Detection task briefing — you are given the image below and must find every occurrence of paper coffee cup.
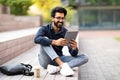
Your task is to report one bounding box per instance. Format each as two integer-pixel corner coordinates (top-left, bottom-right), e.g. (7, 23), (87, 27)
(34, 66), (40, 78)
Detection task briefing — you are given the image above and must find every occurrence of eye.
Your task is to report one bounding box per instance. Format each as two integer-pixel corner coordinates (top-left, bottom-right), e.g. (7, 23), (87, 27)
(54, 17), (65, 20)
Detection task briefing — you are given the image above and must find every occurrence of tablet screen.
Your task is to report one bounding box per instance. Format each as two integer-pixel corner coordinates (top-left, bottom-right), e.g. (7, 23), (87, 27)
(64, 31), (78, 46)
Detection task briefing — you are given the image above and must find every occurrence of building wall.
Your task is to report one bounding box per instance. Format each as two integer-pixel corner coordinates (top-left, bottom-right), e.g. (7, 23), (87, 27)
(75, 0), (120, 30)
(78, 6), (120, 30)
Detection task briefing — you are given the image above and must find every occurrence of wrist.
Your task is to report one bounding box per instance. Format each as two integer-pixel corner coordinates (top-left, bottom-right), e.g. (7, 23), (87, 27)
(72, 47), (77, 50)
(52, 40), (57, 45)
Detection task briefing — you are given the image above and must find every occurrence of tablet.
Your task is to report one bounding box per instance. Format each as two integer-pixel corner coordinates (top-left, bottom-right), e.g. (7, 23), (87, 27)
(64, 31), (78, 45)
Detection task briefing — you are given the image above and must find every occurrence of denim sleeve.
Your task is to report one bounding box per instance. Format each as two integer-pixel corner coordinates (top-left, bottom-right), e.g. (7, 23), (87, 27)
(68, 46), (78, 57)
(34, 27), (52, 46)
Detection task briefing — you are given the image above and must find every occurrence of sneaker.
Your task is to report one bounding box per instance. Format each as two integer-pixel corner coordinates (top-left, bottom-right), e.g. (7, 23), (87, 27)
(60, 63), (74, 76)
(47, 64), (60, 74)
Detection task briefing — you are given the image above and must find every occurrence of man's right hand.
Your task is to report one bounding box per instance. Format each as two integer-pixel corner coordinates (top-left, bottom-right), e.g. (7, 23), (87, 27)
(52, 38), (68, 46)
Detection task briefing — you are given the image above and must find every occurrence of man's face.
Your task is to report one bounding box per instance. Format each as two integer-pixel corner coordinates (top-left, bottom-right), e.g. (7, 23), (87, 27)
(52, 12), (65, 28)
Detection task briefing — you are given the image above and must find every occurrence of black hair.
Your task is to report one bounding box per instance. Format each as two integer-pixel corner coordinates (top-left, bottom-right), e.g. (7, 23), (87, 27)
(51, 6), (67, 17)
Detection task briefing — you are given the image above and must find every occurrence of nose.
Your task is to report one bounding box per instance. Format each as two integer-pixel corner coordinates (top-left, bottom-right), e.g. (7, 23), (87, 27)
(59, 19), (64, 22)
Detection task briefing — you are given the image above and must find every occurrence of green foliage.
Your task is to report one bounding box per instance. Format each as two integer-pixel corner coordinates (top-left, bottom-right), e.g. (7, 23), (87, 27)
(0, 0), (7, 5)
(69, 0), (76, 6)
(66, 7), (76, 21)
(29, 0), (61, 22)
(115, 37), (120, 42)
(7, 0), (32, 15)
(0, 0), (32, 15)
(0, 0), (77, 23)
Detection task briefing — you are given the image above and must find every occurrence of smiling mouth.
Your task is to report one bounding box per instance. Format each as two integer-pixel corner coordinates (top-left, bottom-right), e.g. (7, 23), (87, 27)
(58, 22), (63, 25)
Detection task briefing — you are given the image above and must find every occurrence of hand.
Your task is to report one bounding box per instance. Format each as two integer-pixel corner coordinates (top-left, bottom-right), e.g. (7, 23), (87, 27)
(69, 39), (77, 50)
(52, 38), (68, 46)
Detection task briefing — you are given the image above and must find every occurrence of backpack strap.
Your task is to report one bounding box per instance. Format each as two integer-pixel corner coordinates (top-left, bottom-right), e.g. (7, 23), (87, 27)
(20, 63), (34, 76)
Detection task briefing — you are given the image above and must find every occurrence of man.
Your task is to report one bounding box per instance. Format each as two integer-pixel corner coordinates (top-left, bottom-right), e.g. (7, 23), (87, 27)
(34, 6), (88, 76)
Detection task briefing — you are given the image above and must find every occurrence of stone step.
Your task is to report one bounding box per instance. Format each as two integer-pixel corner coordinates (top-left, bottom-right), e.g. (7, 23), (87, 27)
(0, 14), (42, 32)
(0, 22), (36, 32)
(0, 28), (39, 64)
(0, 14), (14, 21)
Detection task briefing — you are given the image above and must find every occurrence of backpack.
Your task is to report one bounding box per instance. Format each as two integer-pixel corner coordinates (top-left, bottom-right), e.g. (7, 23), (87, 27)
(0, 63), (34, 76)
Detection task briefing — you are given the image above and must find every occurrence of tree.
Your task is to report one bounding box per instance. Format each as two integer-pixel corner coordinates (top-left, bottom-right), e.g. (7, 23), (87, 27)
(28, 0), (61, 22)
(0, 0), (7, 5)
(0, 0), (32, 15)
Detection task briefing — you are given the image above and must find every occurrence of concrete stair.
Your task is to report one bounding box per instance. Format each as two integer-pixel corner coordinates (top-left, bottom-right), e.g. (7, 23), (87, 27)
(0, 14), (42, 64)
(0, 28), (39, 64)
(0, 14), (41, 32)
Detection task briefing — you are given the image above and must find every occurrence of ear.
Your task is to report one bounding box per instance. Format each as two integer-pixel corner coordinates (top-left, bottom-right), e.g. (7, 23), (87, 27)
(51, 17), (54, 22)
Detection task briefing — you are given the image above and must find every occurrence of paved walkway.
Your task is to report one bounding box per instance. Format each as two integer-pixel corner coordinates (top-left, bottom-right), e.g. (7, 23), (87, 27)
(78, 30), (120, 80)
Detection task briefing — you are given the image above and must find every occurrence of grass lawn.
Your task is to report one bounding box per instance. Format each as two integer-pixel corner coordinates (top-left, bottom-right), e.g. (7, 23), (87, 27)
(115, 37), (120, 42)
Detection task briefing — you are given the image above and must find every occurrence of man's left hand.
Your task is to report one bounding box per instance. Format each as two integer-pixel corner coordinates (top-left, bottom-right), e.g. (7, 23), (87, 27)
(69, 39), (77, 50)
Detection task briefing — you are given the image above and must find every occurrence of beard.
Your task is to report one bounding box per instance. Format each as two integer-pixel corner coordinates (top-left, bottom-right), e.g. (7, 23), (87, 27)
(54, 21), (64, 28)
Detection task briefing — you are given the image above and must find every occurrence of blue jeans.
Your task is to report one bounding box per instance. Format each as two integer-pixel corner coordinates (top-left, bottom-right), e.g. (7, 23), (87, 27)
(38, 45), (88, 69)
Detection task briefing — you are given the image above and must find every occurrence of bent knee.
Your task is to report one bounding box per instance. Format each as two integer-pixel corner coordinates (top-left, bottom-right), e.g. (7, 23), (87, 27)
(80, 54), (89, 63)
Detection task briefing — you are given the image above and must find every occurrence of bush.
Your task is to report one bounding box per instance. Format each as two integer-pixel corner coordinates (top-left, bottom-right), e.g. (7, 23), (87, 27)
(0, 0), (32, 15)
